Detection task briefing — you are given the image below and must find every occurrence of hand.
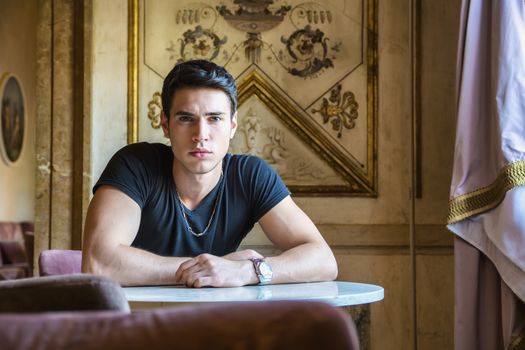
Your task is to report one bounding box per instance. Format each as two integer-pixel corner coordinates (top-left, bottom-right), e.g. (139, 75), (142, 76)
(175, 253), (258, 288)
(222, 249), (263, 261)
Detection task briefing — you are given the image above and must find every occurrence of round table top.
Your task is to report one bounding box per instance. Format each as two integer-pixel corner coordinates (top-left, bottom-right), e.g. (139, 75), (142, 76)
(123, 281), (384, 307)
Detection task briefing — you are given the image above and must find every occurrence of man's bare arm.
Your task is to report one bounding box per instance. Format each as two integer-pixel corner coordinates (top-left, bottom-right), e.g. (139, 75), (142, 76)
(82, 185), (191, 286)
(176, 196), (337, 287)
(259, 196), (338, 284)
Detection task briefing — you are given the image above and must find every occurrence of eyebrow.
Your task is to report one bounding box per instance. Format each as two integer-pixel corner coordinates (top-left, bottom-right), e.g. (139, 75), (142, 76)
(174, 110), (226, 117)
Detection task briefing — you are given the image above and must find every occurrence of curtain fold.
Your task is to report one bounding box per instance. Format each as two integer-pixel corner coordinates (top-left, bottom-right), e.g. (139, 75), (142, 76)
(449, 0), (525, 349)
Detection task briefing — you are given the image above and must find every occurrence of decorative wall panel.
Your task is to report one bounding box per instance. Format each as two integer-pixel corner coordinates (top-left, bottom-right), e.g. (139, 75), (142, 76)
(132, 0), (377, 195)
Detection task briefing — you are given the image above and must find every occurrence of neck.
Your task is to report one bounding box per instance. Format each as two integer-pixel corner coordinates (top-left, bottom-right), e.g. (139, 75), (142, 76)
(173, 164), (222, 210)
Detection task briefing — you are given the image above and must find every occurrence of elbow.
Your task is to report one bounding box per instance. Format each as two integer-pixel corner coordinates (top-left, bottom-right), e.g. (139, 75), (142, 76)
(81, 247), (110, 277)
(319, 245), (338, 281)
(81, 252), (99, 275)
(327, 255), (338, 281)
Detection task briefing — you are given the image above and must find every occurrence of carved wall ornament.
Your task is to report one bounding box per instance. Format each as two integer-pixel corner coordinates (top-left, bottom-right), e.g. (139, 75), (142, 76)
(167, 25), (228, 62)
(175, 6), (217, 26)
(311, 84), (359, 138)
(136, 0), (378, 195)
(280, 25), (333, 78)
(156, 1), (342, 77)
(217, 0), (291, 62)
(233, 107), (333, 182)
(233, 71), (375, 195)
(147, 91), (162, 129)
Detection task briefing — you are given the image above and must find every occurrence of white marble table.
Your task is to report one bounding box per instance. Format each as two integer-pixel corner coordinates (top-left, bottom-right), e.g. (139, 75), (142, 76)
(123, 281), (384, 307)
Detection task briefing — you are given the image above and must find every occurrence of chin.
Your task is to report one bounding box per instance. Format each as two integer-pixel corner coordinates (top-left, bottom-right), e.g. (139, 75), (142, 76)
(187, 162), (221, 175)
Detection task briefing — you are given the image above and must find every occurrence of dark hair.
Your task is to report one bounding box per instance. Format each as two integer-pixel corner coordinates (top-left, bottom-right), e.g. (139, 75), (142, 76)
(161, 60), (238, 118)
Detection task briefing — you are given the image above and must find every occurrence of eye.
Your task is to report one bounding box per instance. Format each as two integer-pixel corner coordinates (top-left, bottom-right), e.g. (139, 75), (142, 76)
(178, 115), (194, 122)
(209, 115), (223, 122)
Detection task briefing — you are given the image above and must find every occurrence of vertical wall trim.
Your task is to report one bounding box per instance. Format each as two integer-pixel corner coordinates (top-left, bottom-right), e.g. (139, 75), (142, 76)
(127, 0), (139, 144)
(48, 0), (54, 250)
(72, 0), (85, 249)
(35, 0), (54, 272)
(81, 1), (92, 248)
(409, 0), (419, 348)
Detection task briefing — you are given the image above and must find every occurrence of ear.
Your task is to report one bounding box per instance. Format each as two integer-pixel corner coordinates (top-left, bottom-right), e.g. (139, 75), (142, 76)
(160, 111), (169, 138)
(230, 111), (238, 139)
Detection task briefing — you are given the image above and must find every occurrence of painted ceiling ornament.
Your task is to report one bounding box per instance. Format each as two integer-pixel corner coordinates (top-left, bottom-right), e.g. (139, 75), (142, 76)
(217, 0), (291, 63)
(280, 25), (333, 78)
(311, 84), (359, 138)
(168, 25), (228, 62)
(147, 91), (162, 129)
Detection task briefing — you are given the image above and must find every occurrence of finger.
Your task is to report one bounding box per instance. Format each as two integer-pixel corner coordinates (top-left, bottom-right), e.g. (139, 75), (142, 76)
(192, 276), (216, 288)
(186, 271), (212, 288)
(175, 258), (199, 283)
(178, 262), (206, 285)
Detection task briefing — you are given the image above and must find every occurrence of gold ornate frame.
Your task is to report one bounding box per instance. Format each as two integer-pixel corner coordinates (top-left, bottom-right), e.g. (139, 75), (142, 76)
(127, 0), (378, 196)
(237, 70), (375, 195)
(127, 0), (139, 144)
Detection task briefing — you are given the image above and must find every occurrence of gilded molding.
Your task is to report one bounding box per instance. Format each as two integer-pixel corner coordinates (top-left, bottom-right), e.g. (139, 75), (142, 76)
(237, 71), (374, 195)
(127, 0), (139, 144)
(147, 91), (162, 129)
(447, 160), (525, 224)
(367, 0), (378, 195)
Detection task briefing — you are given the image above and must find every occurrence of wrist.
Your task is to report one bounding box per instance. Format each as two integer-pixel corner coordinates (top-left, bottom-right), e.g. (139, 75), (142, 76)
(250, 258), (273, 285)
(243, 259), (260, 285)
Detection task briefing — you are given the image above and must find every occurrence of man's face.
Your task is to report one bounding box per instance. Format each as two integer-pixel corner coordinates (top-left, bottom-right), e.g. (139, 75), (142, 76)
(161, 87), (237, 175)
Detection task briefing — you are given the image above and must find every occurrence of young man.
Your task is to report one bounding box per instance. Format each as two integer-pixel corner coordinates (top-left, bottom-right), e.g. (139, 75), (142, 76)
(82, 60), (337, 287)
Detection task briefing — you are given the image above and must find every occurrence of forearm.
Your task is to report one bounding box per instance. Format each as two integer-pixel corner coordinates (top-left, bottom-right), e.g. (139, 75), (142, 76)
(82, 245), (190, 286)
(266, 242), (338, 284)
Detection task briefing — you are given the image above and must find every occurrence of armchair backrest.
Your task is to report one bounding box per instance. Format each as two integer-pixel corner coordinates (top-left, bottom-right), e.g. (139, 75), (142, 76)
(0, 274), (130, 312)
(39, 249), (82, 276)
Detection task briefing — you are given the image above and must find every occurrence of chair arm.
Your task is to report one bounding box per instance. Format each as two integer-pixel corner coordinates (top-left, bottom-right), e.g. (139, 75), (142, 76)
(0, 274), (130, 312)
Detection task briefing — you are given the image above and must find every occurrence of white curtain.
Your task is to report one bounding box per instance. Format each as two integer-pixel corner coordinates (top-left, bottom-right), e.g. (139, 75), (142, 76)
(448, 0), (525, 349)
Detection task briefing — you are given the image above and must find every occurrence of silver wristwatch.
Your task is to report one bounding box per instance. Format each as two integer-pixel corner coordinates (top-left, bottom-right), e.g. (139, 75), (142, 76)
(251, 258), (273, 284)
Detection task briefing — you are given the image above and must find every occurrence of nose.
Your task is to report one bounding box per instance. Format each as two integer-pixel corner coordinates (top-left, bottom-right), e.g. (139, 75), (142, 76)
(191, 118), (209, 143)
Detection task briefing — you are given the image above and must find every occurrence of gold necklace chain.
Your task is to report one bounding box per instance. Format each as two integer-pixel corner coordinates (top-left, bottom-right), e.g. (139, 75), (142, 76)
(176, 173), (222, 237)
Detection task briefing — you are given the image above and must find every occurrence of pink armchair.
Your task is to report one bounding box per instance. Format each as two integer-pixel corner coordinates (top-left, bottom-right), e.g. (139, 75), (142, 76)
(38, 249), (82, 276)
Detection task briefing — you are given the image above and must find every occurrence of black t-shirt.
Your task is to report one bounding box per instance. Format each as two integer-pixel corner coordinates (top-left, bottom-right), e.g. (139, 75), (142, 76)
(94, 142), (290, 257)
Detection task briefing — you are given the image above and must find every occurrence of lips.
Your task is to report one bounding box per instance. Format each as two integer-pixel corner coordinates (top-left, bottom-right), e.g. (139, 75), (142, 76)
(189, 148), (212, 159)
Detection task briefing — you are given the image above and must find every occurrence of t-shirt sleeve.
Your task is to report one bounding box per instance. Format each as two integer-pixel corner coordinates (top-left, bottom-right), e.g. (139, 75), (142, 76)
(93, 143), (156, 208)
(243, 156), (291, 222)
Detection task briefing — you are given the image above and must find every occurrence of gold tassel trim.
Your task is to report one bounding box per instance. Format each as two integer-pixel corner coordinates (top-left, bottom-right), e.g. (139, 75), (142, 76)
(508, 325), (525, 350)
(447, 160), (525, 224)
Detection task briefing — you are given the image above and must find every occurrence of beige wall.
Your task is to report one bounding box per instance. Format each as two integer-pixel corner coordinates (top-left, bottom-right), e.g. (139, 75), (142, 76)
(0, 0), (37, 221)
(91, 0), (128, 182)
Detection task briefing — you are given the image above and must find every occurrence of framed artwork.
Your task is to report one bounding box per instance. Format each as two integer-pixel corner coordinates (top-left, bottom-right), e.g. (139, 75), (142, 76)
(128, 0), (377, 196)
(0, 73), (25, 165)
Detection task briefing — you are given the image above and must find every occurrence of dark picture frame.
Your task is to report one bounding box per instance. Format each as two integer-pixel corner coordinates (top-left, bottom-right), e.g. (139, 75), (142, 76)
(0, 73), (25, 165)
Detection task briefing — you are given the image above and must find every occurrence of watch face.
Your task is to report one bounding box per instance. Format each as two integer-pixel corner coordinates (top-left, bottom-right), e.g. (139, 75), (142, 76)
(259, 261), (273, 279)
